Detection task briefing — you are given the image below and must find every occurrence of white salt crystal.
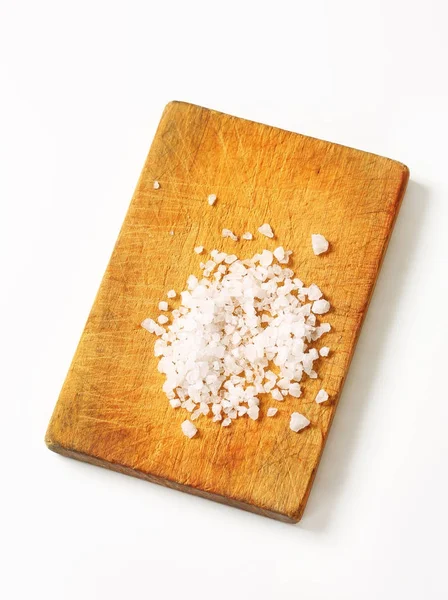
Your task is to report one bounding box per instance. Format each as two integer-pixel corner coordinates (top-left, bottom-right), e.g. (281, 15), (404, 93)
(181, 420), (197, 438)
(289, 383), (302, 398)
(158, 301), (168, 311)
(307, 284), (322, 301)
(169, 231), (174, 236)
(312, 234), (329, 255)
(153, 180), (160, 190)
(157, 315), (169, 325)
(187, 275), (198, 290)
(242, 232), (253, 240)
(258, 223), (274, 238)
(194, 246), (204, 254)
(278, 250), (292, 264)
(167, 289), (176, 298)
(208, 194), (217, 206)
(267, 407), (278, 417)
(273, 246), (285, 261)
(271, 388), (284, 401)
(247, 405), (260, 420)
(222, 228), (238, 241)
(141, 318), (157, 333)
(259, 249), (274, 267)
(170, 399), (181, 408)
(289, 412), (310, 432)
(224, 254), (238, 264)
(315, 389), (329, 404)
(312, 299), (331, 315)
(319, 346), (330, 357)
(222, 417), (231, 427)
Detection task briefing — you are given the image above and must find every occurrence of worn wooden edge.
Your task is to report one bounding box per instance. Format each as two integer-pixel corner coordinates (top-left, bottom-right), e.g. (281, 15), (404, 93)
(166, 100), (411, 174)
(45, 439), (298, 524)
(294, 162), (410, 519)
(45, 101), (410, 523)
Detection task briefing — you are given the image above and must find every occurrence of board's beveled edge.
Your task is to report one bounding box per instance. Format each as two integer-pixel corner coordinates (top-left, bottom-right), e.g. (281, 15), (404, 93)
(45, 439), (300, 524)
(164, 100), (411, 176)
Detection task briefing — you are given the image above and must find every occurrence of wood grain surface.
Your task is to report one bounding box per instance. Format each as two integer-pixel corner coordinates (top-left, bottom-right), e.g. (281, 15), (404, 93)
(46, 101), (409, 522)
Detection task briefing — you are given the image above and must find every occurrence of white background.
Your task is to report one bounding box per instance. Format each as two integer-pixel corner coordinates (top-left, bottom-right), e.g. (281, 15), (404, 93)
(1, 1), (447, 598)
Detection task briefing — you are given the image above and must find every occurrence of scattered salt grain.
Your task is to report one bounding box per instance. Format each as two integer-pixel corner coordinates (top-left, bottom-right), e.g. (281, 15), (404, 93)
(194, 246), (204, 254)
(312, 234), (329, 255)
(242, 232), (253, 240)
(247, 406), (260, 420)
(307, 284), (322, 301)
(208, 194), (217, 206)
(319, 346), (330, 357)
(169, 231), (174, 236)
(289, 412), (310, 432)
(267, 407), (278, 417)
(289, 383), (302, 398)
(157, 314), (169, 325)
(170, 399), (181, 408)
(278, 250), (292, 265)
(158, 301), (168, 311)
(312, 299), (331, 315)
(141, 318), (156, 333)
(222, 417), (231, 427)
(271, 388), (284, 401)
(167, 290), (176, 299)
(222, 228), (238, 241)
(315, 389), (329, 404)
(258, 223), (274, 238)
(153, 180), (160, 190)
(259, 249), (274, 267)
(273, 246), (285, 262)
(181, 420), (197, 438)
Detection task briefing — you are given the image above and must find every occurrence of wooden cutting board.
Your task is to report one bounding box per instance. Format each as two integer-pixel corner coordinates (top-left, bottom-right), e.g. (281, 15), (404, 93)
(46, 101), (409, 522)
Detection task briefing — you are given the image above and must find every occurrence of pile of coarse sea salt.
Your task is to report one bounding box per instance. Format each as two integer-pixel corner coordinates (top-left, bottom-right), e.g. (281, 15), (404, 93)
(142, 245), (331, 438)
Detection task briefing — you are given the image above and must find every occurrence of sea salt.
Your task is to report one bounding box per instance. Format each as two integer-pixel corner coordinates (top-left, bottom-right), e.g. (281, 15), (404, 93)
(312, 234), (329, 255)
(289, 412), (310, 432)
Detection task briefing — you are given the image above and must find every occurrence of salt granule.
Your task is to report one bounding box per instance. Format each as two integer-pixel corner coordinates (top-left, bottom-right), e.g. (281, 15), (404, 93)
(315, 389), (329, 404)
(273, 246), (285, 261)
(167, 290), (176, 299)
(271, 388), (283, 401)
(194, 246), (204, 254)
(247, 406), (260, 420)
(258, 223), (274, 238)
(267, 407), (278, 417)
(289, 383), (302, 398)
(222, 229), (238, 241)
(208, 194), (217, 206)
(157, 314), (169, 325)
(158, 301), (168, 311)
(259, 249), (274, 267)
(181, 420), (198, 438)
(307, 284), (322, 301)
(242, 232), (253, 240)
(312, 299), (330, 315)
(153, 180), (160, 190)
(319, 346), (330, 357)
(289, 412), (310, 432)
(311, 234), (329, 255)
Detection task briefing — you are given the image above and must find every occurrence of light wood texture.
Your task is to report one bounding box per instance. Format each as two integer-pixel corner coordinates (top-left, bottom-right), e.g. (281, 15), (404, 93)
(46, 101), (409, 522)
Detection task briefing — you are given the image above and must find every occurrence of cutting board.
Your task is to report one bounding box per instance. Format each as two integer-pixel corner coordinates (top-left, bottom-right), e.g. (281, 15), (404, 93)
(46, 101), (409, 522)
